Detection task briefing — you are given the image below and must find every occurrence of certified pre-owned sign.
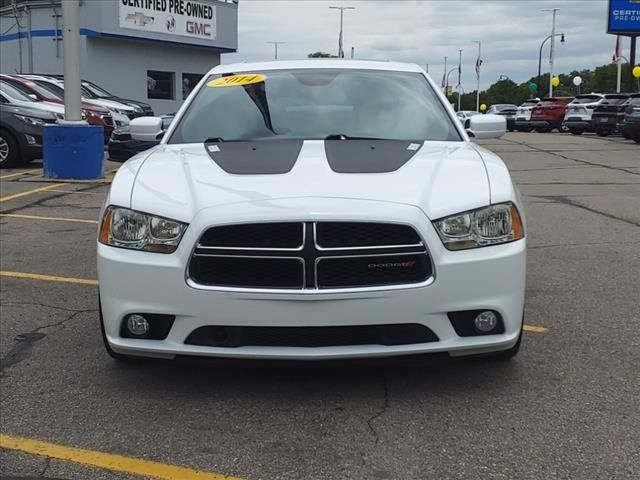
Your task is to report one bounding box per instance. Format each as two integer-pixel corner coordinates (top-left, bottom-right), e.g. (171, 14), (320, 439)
(119, 0), (217, 40)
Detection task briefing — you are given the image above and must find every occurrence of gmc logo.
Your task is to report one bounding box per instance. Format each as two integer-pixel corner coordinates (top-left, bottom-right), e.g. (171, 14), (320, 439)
(186, 21), (212, 37)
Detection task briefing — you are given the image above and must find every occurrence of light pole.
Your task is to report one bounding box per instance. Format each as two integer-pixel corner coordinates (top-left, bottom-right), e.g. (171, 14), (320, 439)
(537, 33), (564, 97)
(542, 8), (559, 97)
(329, 6), (355, 58)
(266, 41), (285, 60)
(457, 49), (463, 112)
(442, 55), (447, 92)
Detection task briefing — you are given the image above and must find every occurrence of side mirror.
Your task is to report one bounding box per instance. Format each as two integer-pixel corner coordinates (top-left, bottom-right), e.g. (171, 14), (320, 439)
(467, 114), (506, 140)
(129, 116), (164, 142)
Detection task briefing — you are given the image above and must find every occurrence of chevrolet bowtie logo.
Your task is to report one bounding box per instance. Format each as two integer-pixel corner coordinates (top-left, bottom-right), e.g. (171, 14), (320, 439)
(126, 12), (154, 27)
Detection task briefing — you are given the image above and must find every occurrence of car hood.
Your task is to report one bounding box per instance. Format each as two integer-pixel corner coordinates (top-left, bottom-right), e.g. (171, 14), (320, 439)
(128, 140), (491, 222)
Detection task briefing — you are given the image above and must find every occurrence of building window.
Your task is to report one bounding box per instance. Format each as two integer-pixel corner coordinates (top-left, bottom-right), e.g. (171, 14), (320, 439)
(182, 73), (204, 100)
(147, 71), (175, 100)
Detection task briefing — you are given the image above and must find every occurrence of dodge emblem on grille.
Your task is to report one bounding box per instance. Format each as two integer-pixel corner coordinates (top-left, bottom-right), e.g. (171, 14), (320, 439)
(368, 261), (416, 269)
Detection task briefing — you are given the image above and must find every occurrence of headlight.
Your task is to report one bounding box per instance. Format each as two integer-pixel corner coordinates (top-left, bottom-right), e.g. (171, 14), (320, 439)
(14, 114), (48, 126)
(433, 202), (524, 250)
(132, 105), (143, 113)
(99, 207), (187, 253)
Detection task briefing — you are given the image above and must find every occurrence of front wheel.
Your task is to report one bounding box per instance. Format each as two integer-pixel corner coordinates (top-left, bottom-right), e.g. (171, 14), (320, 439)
(570, 129), (584, 135)
(0, 130), (20, 169)
(596, 131), (609, 137)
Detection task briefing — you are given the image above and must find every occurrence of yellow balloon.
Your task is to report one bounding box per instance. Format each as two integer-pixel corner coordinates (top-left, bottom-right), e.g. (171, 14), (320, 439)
(480, 104), (487, 112)
(551, 76), (560, 87)
(633, 66), (640, 79)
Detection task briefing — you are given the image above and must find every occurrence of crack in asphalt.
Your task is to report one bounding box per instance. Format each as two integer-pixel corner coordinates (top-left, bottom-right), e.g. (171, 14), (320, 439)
(529, 241), (640, 250)
(502, 138), (640, 176)
(0, 183), (107, 215)
(0, 308), (95, 375)
(0, 302), (91, 313)
(366, 370), (390, 445)
(530, 195), (640, 228)
(39, 457), (51, 478)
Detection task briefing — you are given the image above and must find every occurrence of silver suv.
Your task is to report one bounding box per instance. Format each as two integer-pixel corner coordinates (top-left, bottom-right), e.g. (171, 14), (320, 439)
(563, 94), (605, 135)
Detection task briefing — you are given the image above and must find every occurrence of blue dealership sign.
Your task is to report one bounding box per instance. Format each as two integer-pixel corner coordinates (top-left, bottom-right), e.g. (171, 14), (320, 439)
(608, 0), (640, 35)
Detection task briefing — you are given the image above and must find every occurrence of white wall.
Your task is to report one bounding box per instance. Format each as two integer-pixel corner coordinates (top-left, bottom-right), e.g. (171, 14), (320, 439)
(84, 36), (220, 115)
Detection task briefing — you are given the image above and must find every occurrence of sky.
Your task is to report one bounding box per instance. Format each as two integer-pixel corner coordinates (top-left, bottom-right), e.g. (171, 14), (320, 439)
(222, 0), (627, 91)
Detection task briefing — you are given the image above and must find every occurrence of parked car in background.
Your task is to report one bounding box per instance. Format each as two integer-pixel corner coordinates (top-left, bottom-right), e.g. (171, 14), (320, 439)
(562, 94), (605, 135)
(0, 103), (57, 168)
(18, 75), (136, 126)
(591, 94), (630, 136)
(1, 74), (114, 142)
(527, 97), (574, 133)
(455, 110), (481, 129)
(618, 93), (640, 140)
(107, 115), (174, 162)
(514, 98), (540, 132)
(621, 97), (640, 143)
(0, 80), (66, 120)
(486, 104), (518, 131)
(81, 80), (154, 116)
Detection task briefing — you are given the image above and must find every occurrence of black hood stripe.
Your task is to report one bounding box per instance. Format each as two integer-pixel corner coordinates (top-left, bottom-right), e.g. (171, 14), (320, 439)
(204, 139), (423, 175)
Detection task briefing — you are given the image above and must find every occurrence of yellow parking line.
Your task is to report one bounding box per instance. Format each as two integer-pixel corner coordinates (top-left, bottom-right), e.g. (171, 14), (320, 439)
(45, 188), (104, 196)
(524, 325), (548, 334)
(0, 433), (243, 480)
(0, 213), (99, 224)
(0, 183), (64, 203)
(0, 171), (32, 180)
(0, 271), (98, 286)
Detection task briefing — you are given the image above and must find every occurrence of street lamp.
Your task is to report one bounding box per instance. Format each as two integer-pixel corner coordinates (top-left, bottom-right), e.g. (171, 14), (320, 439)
(329, 6), (355, 58)
(542, 8), (559, 97)
(266, 41), (285, 60)
(537, 32), (565, 97)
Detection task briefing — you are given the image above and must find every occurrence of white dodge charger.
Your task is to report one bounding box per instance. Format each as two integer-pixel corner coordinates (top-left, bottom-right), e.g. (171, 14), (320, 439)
(98, 60), (526, 362)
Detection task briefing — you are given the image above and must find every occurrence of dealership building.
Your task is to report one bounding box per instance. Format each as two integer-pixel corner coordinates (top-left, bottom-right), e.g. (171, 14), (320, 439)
(0, 0), (238, 114)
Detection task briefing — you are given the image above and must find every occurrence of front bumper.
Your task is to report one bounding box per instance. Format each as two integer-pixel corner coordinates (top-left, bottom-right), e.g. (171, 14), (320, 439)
(98, 200), (526, 360)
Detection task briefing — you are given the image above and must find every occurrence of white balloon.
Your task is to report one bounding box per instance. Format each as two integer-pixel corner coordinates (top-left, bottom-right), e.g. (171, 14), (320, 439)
(573, 76), (583, 86)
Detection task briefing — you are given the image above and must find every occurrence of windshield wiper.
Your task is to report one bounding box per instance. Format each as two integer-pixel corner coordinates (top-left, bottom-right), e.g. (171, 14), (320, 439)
(324, 134), (391, 141)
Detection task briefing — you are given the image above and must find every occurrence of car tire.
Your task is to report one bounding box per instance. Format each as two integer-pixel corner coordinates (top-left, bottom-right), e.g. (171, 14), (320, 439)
(633, 135), (640, 144)
(0, 129), (20, 169)
(596, 131), (609, 137)
(570, 129), (583, 135)
(536, 127), (550, 133)
(519, 127), (533, 133)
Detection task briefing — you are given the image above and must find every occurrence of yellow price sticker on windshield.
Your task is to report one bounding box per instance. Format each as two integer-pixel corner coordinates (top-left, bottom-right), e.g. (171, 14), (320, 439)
(207, 74), (267, 88)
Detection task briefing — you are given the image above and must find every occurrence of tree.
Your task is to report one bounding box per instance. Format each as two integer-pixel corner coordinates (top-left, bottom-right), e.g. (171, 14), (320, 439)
(308, 52), (333, 58)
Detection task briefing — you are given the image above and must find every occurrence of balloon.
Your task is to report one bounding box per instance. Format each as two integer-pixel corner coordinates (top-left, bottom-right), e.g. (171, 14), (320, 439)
(633, 66), (640, 79)
(529, 83), (538, 92)
(551, 76), (560, 87)
(480, 104), (487, 112)
(573, 76), (582, 86)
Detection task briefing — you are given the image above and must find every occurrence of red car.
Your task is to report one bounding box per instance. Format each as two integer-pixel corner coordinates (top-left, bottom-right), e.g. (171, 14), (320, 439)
(0, 74), (114, 142)
(528, 97), (574, 133)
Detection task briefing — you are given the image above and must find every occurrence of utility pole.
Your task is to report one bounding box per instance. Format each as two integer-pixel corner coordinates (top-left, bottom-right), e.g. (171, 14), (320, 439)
(543, 8), (559, 97)
(457, 49), (463, 112)
(329, 6), (355, 58)
(472, 40), (481, 112)
(266, 41), (285, 60)
(61, 0), (83, 122)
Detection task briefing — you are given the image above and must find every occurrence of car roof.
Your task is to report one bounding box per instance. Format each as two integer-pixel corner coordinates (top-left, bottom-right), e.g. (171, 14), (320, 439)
(209, 59), (424, 75)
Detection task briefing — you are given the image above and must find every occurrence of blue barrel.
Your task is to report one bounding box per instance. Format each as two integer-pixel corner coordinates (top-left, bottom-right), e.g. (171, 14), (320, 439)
(43, 124), (104, 180)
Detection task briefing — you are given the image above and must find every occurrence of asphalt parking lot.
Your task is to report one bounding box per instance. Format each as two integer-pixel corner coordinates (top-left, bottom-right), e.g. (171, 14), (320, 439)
(1, 132), (639, 480)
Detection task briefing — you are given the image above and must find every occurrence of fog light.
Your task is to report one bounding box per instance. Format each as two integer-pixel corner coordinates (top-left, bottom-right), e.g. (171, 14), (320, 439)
(25, 134), (36, 145)
(474, 311), (498, 332)
(126, 314), (149, 336)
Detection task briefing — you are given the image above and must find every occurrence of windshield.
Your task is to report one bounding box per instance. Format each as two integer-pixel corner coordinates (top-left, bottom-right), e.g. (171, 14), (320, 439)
(572, 96), (601, 104)
(169, 69), (461, 143)
(16, 79), (63, 100)
(82, 81), (112, 98)
(0, 81), (36, 102)
(33, 80), (65, 98)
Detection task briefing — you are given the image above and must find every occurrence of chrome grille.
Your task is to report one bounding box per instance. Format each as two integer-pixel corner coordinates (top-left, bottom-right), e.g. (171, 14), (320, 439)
(189, 222), (432, 291)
